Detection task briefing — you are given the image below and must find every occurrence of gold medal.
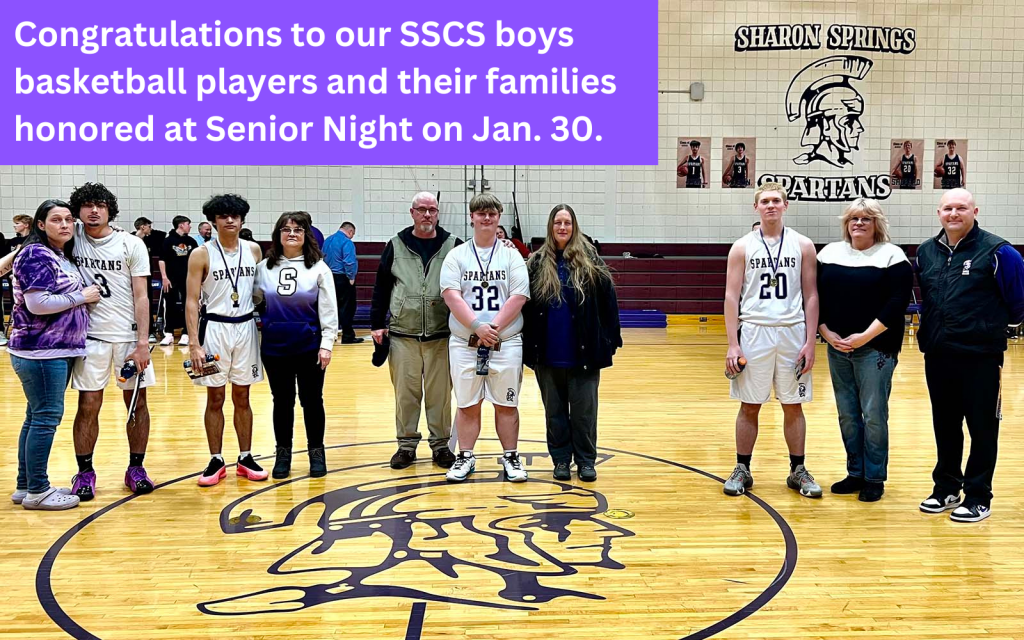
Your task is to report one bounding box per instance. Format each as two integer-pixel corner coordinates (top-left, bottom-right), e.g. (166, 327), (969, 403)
(769, 278), (778, 288)
(231, 291), (239, 303)
(481, 281), (489, 288)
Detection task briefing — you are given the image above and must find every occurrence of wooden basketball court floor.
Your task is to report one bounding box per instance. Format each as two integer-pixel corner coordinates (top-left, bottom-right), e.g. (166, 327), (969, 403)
(1, 324), (1022, 640)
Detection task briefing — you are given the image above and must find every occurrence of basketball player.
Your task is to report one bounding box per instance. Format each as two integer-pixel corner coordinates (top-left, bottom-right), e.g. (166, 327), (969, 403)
(439, 193), (531, 483)
(723, 182), (822, 498)
(185, 194), (267, 486)
(936, 140), (966, 189)
(891, 140), (918, 190)
(677, 140), (707, 188)
(722, 142), (751, 188)
(53, 184), (156, 499)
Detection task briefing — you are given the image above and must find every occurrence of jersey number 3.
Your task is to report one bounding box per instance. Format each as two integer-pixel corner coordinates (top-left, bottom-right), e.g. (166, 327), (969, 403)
(470, 285), (499, 311)
(758, 273), (788, 299)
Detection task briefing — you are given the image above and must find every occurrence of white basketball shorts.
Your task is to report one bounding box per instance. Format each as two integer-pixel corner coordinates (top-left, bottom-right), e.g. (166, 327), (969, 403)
(730, 322), (812, 404)
(72, 338), (157, 392)
(195, 319), (263, 387)
(449, 334), (524, 408)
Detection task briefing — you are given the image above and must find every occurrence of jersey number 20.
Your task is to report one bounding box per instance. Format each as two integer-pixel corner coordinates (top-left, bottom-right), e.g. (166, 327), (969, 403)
(758, 273), (788, 299)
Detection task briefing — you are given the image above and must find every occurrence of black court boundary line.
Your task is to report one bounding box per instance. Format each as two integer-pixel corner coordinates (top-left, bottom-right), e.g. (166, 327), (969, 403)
(36, 439), (797, 640)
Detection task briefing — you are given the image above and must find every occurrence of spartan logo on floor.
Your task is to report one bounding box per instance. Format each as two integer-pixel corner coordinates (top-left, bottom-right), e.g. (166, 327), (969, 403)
(786, 55), (871, 168)
(198, 459), (633, 614)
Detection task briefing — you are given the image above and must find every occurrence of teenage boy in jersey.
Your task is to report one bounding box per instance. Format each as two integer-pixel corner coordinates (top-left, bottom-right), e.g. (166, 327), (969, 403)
(936, 140), (966, 189)
(64, 183), (156, 499)
(723, 142), (751, 188)
(185, 194), (267, 486)
(677, 140), (707, 188)
(440, 193), (531, 483)
(723, 182), (822, 498)
(916, 189), (1024, 522)
(891, 140), (918, 190)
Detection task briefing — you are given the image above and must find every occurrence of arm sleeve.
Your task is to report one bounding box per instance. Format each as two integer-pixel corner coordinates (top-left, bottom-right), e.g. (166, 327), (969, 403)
(995, 245), (1024, 324)
(24, 289), (86, 314)
(878, 260), (914, 329)
(601, 273), (623, 349)
(127, 237), (151, 277)
(317, 263), (340, 349)
(342, 240), (358, 281)
(508, 251), (531, 299)
(439, 249), (462, 293)
(816, 260), (831, 327)
(370, 241), (396, 330)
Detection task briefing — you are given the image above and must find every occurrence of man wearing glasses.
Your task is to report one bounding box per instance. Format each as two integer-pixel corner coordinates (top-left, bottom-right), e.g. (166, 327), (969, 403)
(370, 192), (462, 470)
(323, 221), (362, 344)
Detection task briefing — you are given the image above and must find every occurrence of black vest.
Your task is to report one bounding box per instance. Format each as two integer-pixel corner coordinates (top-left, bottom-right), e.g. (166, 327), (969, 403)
(917, 224), (1009, 354)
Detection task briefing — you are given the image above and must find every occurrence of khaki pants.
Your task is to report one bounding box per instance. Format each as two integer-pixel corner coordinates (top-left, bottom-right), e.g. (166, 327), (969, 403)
(389, 336), (453, 451)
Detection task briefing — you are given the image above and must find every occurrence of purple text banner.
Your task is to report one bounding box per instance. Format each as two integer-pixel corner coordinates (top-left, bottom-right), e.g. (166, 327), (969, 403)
(3, 0), (657, 165)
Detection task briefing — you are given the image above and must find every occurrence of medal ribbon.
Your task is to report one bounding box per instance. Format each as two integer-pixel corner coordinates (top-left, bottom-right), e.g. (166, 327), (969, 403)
(213, 240), (244, 306)
(472, 237), (498, 285)
(758, 227), (785, 283)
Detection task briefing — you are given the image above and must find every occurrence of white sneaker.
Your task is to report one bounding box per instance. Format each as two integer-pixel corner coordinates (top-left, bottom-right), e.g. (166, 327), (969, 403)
(919, 493), (961, 513)
(178, 334), (190, 346)
(500, 452), (528, 482)
(159, 334), (174, 346)
(0, 332), (8, 347)
(445, 453), (476, 482)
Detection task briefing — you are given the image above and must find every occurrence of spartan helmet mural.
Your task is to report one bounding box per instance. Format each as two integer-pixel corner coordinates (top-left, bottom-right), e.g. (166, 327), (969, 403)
(786, 55), (873, 167)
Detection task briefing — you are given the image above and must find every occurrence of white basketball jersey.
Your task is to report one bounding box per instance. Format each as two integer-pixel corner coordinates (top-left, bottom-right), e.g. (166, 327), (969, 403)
(201, 239), (257, 316)
(439, 238), (531, 341)
(739, 227), (806, 326)
(72, 226), (150, 342)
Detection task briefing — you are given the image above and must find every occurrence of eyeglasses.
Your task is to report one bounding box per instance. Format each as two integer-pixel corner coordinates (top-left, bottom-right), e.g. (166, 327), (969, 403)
(413, 207), (439, 215)
(281, 227), (305, 236)
(849, 217), (875, 224)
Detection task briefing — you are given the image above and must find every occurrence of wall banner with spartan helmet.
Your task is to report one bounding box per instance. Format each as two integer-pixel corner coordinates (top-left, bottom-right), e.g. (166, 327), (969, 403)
(734, 24), (918, 202)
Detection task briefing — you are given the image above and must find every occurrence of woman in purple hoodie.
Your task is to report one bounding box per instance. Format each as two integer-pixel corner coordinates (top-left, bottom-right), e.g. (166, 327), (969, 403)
(6, 200), (100, 510)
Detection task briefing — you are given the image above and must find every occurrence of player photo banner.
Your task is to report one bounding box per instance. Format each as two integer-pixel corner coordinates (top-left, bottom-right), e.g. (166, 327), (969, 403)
(889, 139), (923, 190)
(723, 138), (755, 189)
(934, 139), (968, 190)
(676, 137), (710, 189)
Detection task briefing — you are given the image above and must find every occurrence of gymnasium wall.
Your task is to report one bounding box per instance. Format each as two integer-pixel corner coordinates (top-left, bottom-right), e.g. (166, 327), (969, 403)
(1, 0), (1022, 245)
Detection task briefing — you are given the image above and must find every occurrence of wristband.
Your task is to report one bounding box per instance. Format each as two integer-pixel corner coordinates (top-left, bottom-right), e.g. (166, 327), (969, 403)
(470, 319), (482, 331)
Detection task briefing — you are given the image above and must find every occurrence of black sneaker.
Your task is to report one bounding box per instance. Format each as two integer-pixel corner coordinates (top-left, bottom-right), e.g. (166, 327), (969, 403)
(432, 448), (456, 469)
(919, 493), (961, 513)
(830, 476), (865, 494)
(950, 502), (991, 523)
(341, 337), (365, 344)
(390, 449), (416, 469)
(273, 446), (292, 479)
(308, 447), (327, 478)
(858, 481), (884, 502)
(553, 462), (571, 481)
(578, 465), (597, 482)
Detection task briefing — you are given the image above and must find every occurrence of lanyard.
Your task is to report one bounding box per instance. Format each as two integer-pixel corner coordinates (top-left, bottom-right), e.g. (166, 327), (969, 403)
(213, 240), (244, 307)
(758, 227), (785, 286)
(472, 237), (498, 288)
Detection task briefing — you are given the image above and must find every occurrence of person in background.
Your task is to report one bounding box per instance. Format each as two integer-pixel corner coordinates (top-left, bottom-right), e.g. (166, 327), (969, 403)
(158, 215), (197, 346)
(817, 199), (913, 502)
(239, 228), (254, 242)
(497, 225), (530, 259)
(523, 204), (621, 482)
(323, 221), (362, 343)
(255, 212), (338, 479)
(193, 221), (213, 246)
(4, 200), (101, 510)
(8, 214), (32, 253)
(310, 223), (325, 249)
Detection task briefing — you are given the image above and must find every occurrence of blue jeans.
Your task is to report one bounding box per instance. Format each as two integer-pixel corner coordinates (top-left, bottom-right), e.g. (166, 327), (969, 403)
(826, 346), (898, 483)
(10, 355), (74, 493)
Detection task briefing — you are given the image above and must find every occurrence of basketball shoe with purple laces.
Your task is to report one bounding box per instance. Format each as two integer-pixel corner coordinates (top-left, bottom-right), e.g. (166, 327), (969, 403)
(71, 470), (97, 501)
(124, 466), (156, 494)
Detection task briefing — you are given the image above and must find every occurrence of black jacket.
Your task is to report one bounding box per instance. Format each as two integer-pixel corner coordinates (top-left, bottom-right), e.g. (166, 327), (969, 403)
(522, 257), (622, 371)
(917, 224), (1010, 355)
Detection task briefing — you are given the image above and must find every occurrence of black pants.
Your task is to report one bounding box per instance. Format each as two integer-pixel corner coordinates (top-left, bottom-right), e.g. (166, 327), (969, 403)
(333, 273), (356, 341)
(924, 351), (1002, 506)
(263, 350), (327, 449)
(164, 278), (188, 334)
(535, 365), (601, 466)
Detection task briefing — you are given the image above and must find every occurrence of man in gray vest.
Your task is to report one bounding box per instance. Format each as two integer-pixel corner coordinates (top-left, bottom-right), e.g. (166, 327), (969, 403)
(916, 188), (1024, 523)
(371, 192), (461, 470)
